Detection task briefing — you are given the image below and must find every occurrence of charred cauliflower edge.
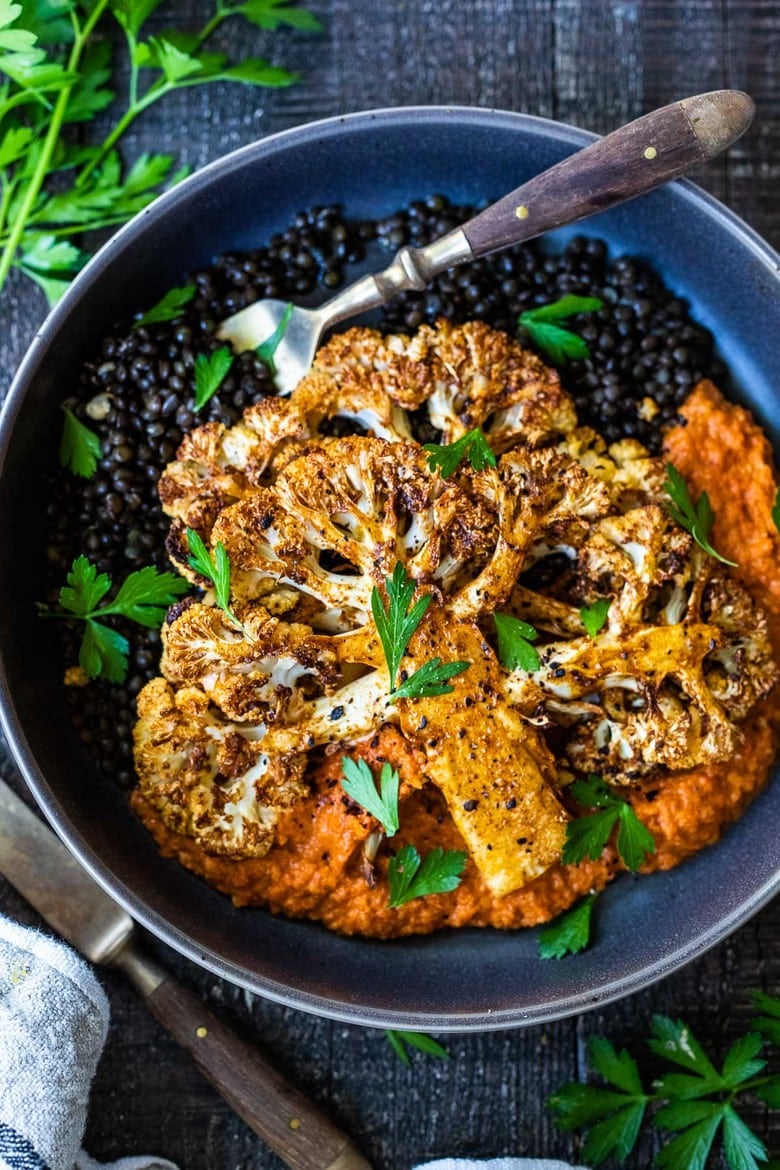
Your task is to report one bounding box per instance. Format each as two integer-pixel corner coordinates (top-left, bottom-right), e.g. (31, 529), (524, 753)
(132, 320), (778, 898)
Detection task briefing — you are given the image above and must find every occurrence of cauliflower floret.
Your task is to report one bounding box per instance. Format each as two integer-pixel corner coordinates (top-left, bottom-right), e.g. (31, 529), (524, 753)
(133, 678), (307, 857)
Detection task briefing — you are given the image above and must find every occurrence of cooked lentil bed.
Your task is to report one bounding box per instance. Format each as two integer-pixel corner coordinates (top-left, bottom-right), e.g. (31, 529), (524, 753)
(46, 194), (728, 787)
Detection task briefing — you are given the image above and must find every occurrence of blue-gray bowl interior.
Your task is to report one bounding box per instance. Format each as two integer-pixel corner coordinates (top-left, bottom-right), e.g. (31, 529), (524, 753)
(1, 107), (778, 1031)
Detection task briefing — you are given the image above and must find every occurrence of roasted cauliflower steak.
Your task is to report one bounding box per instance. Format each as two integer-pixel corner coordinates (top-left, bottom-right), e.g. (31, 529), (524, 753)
(133, 320), (777, 896)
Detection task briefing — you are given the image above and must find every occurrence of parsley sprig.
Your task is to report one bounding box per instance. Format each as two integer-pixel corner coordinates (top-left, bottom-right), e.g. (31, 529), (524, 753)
(340, 757), (399, 837)
(59, 406), (101, 477)
(385, 1029), (449, 1067)
(518, 294), (603, 364)
(256, 301), (294, 373)
(423, 427), (497, 477)
(46, 554), (188, 681)
(134, 283), (195, 328)
(664, 463), (736, 567)
(581, 598), (611, 638)
(549, 995), (780, 1169)
(194, 345), (234, 410)
(494, 613), (540, 672)
(562, 774), (655, 873)
(538, 893), (598, 959)
(371, 563), (469, 700)
(185, 527), (254, 641)
(0, 0), (319, 305)
(387, 843), (467, 907)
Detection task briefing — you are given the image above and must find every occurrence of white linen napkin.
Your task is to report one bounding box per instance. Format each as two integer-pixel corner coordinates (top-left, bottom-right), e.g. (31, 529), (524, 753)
(0, 916), (176, 1170)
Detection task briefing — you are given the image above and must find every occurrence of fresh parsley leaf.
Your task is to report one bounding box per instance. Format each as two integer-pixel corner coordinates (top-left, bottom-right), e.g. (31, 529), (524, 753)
(391, 656), (470, 700)
(59, 553), (112, 616)
(664, 463), (736, 567)
(109, 0), (166, 38)
(549, 1000), (779, 1170)
(185, 527), (253, 640)
(548, 1036), (648, 1164)
(193, 346), (234, 410)
(562, 774), (655, 872)
(51, 555), (187, 682)
(493, 612), (540, 672)
(134, 282), (195, 328)
(370, 562), (431, 689)
(384, 1029), (449, 1067)
(423, 427), (497, 477)
(340, 757), (399, 837)
(722, 1105), (768, 1170)
(256, 301), (293, 374)
(518, 295), (603, 365)
(538, 893), (597, 959)
(237, 0), (322, 32)
(750, 990), (780, 1045)
(387, 843), (466, 908)
(59, 406), (102, 477)
(772, 487), (780, 534)
(110, 564), (189, 628)
(80, 618), (129, 683)
(580, 598), (611, 638)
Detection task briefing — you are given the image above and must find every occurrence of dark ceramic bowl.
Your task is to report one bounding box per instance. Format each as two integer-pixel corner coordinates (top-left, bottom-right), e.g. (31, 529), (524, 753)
(1, 107), (778, 1031)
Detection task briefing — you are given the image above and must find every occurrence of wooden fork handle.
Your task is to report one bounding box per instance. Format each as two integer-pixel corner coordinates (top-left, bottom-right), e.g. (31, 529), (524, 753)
(115, 943), (372, 1170)
(461, 90), (755, 256)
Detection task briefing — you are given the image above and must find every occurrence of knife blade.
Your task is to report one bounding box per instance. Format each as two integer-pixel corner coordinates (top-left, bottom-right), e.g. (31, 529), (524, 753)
(0, 776), (371, 1170)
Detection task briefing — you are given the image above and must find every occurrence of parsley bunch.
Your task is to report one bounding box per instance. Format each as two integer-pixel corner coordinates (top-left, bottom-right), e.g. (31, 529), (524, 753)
(0, 0), (319, 304)
(47, 553), (187, 680)
(549, 991), (780, 1169)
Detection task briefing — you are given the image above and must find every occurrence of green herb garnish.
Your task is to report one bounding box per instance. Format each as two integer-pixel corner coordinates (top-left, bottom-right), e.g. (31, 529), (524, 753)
(392, 656), (470, 700)
(423, 427), (497, 477)
(185, 527), (254, 641)
(538, 893), (597, 960)
(134, 283), (195, 328)
(194, 345), (234, 410)
(580, 598), (611, 638)
(59, 406), (102, 478)
(772, 487), (780, 534)
(518, 294), (603, 364)
(371, 563), (469, 700)
(340, 757), (399, 837)
(0, 0), (315, 305)
(493, 613), (541, 672)
(385, 1029), (450, 1067)
(387, 843), (467, 908)
(562, 774), (655, 873)
(549, 995), (780, 1169)
(48, 554), (188, 681)
(256, 301), (294, 374)
(664, 463), (736, 567)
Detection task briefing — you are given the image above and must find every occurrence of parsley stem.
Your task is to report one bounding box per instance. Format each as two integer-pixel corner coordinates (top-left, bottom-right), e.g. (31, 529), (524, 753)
(76, 84), (172, 189)
(0, 0), (111, 293)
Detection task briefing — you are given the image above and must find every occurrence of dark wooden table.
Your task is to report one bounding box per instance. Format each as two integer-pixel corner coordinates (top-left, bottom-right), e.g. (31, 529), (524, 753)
(1, 2), (778, 1167)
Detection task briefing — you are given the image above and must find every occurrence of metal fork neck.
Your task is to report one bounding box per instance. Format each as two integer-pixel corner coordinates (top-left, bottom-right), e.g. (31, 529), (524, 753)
(318, 228), (472, 330)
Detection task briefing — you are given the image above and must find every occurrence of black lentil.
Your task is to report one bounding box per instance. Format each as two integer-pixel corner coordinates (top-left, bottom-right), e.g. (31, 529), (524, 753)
(48, 195), (726, 786)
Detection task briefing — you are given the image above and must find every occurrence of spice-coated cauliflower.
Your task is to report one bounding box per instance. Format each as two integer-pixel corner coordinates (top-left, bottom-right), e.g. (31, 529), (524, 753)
(134, 321), (777, 896)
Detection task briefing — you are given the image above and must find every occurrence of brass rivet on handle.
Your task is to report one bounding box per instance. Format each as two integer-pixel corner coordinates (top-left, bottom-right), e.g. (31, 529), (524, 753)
(289, 1118), (301, 1130)
(515, 205), (529, 219)
(195, 1026), (208, 1038)
(644, 146), (658, 159)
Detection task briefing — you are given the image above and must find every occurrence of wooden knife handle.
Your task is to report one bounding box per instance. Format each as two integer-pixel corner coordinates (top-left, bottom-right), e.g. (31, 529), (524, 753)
(115, 943), (372, 1170)
(461, 90), (755, 257)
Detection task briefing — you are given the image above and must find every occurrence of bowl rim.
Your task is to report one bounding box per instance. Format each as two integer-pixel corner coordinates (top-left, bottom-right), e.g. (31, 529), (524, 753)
(1, 103), (779, 1031)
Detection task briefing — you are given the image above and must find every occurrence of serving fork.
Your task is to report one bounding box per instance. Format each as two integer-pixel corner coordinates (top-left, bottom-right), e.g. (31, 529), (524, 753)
(217, 90), (754, 395)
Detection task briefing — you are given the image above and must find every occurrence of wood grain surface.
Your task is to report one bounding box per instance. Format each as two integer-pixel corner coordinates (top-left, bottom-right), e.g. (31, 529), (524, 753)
(1, 2), (778, 1168)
